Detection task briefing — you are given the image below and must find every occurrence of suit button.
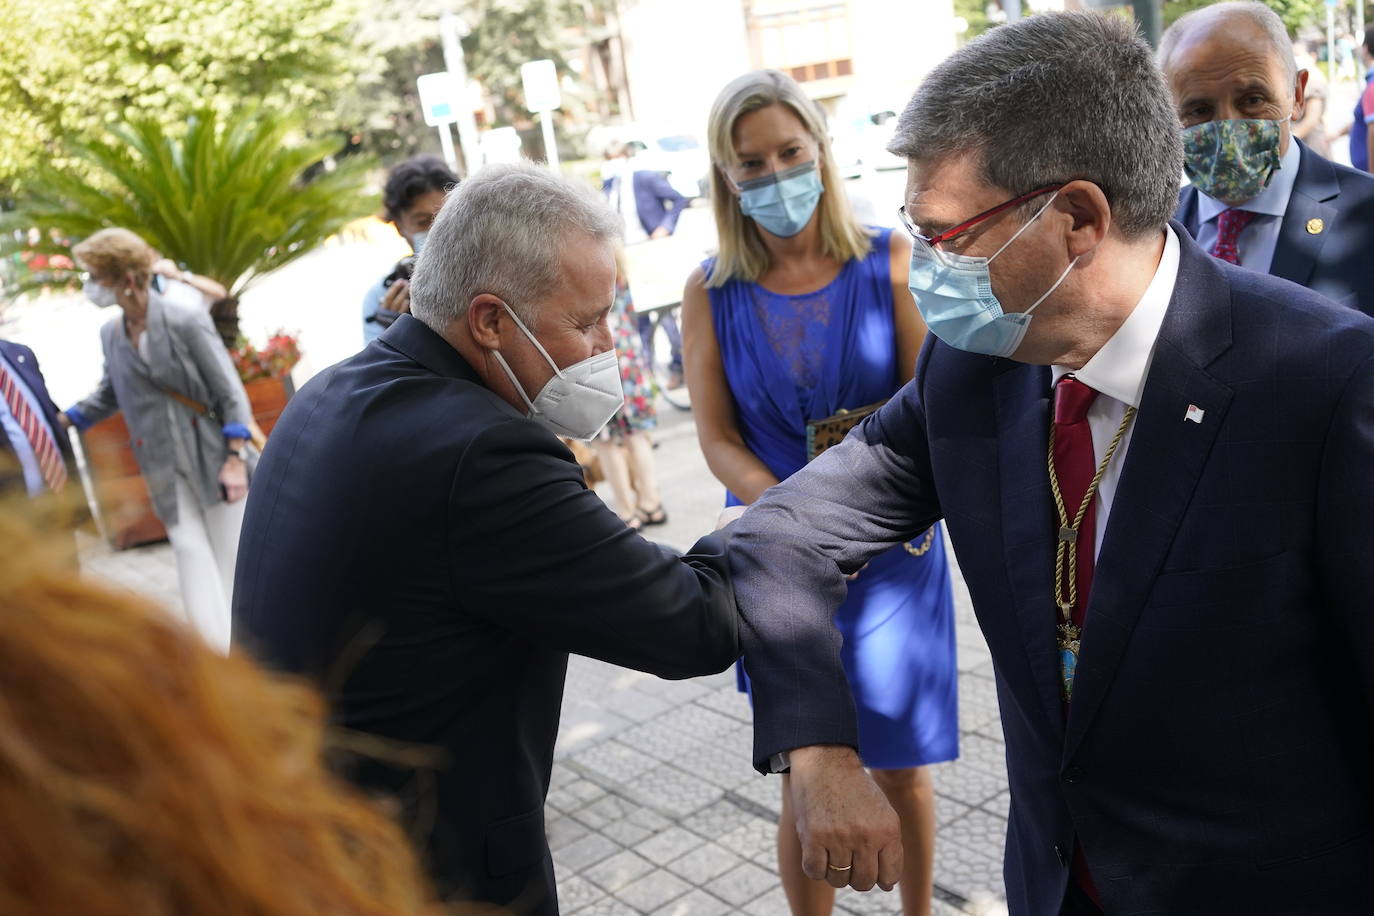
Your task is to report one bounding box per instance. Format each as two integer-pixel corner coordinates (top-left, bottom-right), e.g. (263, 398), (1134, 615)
(1062, 765), (1085, 784)
(1054, 844), (1067, 867)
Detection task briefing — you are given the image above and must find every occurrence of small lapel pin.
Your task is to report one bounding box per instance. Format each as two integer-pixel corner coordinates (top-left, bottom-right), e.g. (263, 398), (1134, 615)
(15, 355), (24, 363)
(1185, 404), (1205, 423)
(1306, 218), (1325, 235)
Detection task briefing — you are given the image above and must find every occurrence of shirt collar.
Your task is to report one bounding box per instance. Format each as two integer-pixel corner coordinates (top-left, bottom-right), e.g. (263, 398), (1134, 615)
(1197, 132), (1301, 224)
(1051, 225), (1180, 408)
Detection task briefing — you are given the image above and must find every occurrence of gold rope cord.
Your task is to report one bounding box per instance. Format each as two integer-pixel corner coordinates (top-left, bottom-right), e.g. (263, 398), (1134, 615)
(903, 527), (938, 557)
(1047, 404), (1137, 621)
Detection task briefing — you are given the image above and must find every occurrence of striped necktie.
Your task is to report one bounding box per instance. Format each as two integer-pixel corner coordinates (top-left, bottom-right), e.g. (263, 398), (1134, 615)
(0, 361), (67, 492)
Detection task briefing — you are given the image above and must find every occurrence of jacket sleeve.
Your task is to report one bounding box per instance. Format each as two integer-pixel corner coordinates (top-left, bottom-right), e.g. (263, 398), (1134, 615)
(67, 328), (119, 429)
(729, 361), (943, 770)
(177, 305), (253, 438)
(646, 172), (689, 235)
(449, 417), (739, 678)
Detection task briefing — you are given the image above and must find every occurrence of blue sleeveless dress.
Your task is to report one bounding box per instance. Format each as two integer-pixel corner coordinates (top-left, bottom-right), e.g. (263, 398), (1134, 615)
(708, 228), (958, 768)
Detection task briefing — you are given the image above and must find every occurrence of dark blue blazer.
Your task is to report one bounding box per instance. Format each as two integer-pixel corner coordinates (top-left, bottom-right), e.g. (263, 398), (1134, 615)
(233, 316), (737, 913)
(602, 170), (688, 236)
(731, 226), (1374, 914)
(1177, 141), (1374, 317)
(0, 339), (74, 492)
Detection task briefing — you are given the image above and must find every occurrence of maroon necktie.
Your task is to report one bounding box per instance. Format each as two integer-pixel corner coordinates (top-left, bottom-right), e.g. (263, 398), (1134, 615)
(0, 361), (66, 493)
(1052, 375), (1102, 908)
(1209, 208), (1257, 265)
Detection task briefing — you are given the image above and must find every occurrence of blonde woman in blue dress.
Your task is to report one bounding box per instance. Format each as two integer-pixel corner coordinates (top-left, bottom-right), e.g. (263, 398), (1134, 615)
(681, 70), (958, 914)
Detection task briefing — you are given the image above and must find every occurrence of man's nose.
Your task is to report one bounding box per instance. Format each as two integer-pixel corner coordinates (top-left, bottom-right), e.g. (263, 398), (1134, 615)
(594, 323), (615, 353)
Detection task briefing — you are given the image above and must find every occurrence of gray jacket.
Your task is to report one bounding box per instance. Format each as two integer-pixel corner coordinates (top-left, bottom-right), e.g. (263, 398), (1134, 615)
(71, 291), (252, 525)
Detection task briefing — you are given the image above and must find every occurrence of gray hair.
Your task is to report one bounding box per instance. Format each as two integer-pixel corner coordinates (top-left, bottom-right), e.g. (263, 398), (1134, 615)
(888, 11), (1182, 240)
(1159, 2), (1297, 89)
(409, 160), (621, 332)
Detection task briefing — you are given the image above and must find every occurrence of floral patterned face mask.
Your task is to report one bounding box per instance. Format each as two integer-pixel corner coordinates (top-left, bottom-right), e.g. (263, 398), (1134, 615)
(1181, 117), (1287, 206)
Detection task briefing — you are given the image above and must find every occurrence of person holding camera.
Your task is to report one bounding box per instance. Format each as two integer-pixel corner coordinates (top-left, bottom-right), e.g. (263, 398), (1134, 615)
(361, 156), (460, 343)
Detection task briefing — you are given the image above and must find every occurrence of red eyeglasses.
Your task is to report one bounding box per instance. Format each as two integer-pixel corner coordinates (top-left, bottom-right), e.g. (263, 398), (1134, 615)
(898, 184), (1064, 264)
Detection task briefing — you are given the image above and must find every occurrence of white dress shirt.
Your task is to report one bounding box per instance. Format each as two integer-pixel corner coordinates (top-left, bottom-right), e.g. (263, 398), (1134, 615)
(1050, 226), (1181, 560)
(1193, 135), (1299, 273)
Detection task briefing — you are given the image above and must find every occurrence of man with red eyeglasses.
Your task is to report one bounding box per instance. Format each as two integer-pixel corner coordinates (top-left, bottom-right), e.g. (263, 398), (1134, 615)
(729, 11), (1374, 916)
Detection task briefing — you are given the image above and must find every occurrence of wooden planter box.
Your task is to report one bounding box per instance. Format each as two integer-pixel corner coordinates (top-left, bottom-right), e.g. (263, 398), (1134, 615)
(82, 374), (294, 550)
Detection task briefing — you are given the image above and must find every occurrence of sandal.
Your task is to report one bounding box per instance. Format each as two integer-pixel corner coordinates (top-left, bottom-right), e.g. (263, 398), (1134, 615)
(622, 513), (645, 532)
(636, 504), (668, 527)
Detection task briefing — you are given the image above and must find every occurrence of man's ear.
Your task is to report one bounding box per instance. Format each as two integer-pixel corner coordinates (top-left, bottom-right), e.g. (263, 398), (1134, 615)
(1058, 180), (1111, 259)
(1292, 69), (1309, 123)
(467, 294), (508, 349)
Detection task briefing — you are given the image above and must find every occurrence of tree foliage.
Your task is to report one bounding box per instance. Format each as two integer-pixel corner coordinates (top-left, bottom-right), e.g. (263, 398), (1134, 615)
(1161, 0), (1326, 35)
(3, 109), (377, 302)
(0, 0), (378, 193)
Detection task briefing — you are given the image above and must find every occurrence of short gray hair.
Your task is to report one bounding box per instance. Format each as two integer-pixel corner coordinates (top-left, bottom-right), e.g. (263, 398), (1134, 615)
(409, 161), (621, 331)
(889, 12), (1182, 240)
(1159, 2), (1296, 89)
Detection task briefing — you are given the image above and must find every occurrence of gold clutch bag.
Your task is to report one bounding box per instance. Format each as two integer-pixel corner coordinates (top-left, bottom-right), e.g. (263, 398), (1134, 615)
(805, 400), (886, 463)
(804, 399), (936, 557)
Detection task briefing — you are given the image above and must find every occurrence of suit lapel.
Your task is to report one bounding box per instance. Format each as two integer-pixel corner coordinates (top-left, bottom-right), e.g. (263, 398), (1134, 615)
(1269, 145), (1339, 289)
(1063, 234), (1235, 759)
(995, 364), (1067, 735)
(1176, 186), (1201, 238)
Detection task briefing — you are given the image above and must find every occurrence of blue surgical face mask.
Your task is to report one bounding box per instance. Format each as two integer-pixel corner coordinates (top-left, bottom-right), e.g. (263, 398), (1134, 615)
(410, 230), (428, 255)
(737, 161), (824, 238)
(907, 193), (1077, 359)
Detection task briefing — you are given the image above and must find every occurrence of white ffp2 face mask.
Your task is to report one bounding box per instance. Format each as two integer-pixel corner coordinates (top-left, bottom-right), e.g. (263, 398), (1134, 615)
(491, 303), (624, 441)
(83, 279), (119, 308)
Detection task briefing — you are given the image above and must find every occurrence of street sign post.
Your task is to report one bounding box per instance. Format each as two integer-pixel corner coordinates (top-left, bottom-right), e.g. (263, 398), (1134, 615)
(521, 59), (562, 170)
(439, 14), (482, 177)
(417, 71), (462, 170)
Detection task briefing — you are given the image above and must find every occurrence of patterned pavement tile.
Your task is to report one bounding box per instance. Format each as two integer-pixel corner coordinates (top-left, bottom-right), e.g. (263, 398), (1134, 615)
(585, 849), (656, 894)
(554, 832), (624, 873)
(679, 798), (755, 839)
(651, 888), (734, 916)
(636, 826), (706, 867)
(571, 741), (661, 788)
(714, 816), (778, 864)
(621, 763), (725, 819)
(740, 886), (793, 916)
(556, 873), (607, 913)
(693, 685), (754, 724)
(704, 861), (778, 906)
(665, 843), (742, 885)
(547, 814), (593, 851)
(943, 810), (1008, 859)
(613, 868), (694, 912)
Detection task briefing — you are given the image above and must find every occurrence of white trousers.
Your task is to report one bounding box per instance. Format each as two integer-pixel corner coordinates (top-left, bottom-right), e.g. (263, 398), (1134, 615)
(165, 477), (245, 654)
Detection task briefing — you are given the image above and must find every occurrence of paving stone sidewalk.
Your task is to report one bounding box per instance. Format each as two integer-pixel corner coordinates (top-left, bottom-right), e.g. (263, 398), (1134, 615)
(78, 403), (1011, 915)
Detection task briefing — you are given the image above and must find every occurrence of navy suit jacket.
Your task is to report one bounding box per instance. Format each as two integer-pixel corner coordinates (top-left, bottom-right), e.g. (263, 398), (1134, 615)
(233, 316), (737, 913)
(0, 339), (74, 494)
(731, 227), (1374, 914)
(1177, 141), (1374, 317)
(602, 170), (688, 236)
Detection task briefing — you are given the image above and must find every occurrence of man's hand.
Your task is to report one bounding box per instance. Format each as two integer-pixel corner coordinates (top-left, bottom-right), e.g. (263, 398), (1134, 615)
(650, 226), (671, 240)
(380, 279), (411, 315)
(219, 455), (249, 503)
(788, 745), (902, 892)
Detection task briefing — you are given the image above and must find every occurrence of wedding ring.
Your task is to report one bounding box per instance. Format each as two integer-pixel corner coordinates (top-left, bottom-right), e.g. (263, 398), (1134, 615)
(826, 862), (853, 872)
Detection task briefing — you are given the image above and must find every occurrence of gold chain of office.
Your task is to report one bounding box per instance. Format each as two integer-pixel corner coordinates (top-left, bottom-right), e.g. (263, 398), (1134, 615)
(1046, 405), (1136, 622)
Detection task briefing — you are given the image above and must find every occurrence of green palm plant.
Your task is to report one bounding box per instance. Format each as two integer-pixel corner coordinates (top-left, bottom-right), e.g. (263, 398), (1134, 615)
(2, 107), (378, 343)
